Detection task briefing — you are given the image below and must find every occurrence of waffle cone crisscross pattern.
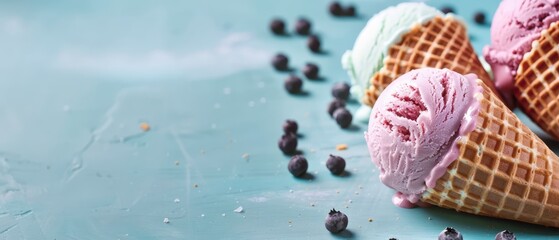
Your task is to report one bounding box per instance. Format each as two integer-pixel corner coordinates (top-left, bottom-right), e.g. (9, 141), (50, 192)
(363, 16), (493, 106)
(515, 22), (559, 140)
(421, 80), (559, 227)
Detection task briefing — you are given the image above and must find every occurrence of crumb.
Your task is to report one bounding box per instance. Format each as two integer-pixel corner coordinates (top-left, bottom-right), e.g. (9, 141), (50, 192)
(428, 217), (432, 220)
(140, 122), (150, 131)
(222, 213), (226, 217)
(242, 153), (250, 160)
(348, 200), (352, 203)
(310, 148), (317, 153)
(201, 214), (205, 217)
(193, 184), (199, 188)
(345, 205), (349, 208)
(368, 218), (373, 222)
(289, 189), (294, 193)
(355, 192), (359, 195)
(288, 220), (292, 224)
(336, 144), (348, 151)
(234, 206), (243, 213)
(336, 190), (340, 194)
(175, 161), (180, 166)
(163, 218), (170, 223)
(310, 203), (315, 207)
(174, 198), (180, 203)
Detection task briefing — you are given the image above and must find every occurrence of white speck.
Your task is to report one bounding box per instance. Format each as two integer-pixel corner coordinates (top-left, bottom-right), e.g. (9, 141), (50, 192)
(289, 189), (294, 193)
(201, 214), (205, 217)
(211, 123), (217, 129)
(63, 105), (71, 112)
(348, 200), (353, 203)
(163, 218), (170, 223)
(223, 87), (231, 95)
(248, 101), (255, 107)
(214, 103), (221, 109)
(222, 213), (226, 217)
(174, 198), (180, 203)
(259, 97), (266, 104)
(257, 82), (265, 88)
(234, 206), (244, 213)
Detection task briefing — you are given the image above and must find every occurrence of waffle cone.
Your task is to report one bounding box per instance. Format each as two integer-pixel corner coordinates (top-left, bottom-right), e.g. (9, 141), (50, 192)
(515, 21), (559, 140)
(363, 16), (495, 106)
(421, 79), (559, 227)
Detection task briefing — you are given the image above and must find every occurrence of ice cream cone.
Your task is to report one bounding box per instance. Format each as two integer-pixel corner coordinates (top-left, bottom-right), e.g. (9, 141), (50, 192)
(363, 16), (495, 106)
(514, 21), (559, 140)
(421, 79), (559, 227)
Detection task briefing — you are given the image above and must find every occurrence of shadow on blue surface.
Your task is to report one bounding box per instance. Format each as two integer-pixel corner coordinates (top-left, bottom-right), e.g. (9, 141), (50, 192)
(420, 207), (559, 237)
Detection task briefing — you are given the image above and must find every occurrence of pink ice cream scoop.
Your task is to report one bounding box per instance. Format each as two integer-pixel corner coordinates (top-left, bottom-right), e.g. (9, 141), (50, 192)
(364, 68), (481, 208)
(483, 0), (559, 107)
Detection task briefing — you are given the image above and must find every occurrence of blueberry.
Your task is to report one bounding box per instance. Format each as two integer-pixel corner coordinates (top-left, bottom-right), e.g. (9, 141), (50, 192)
(344, 5), (356, 16)
(438, 227), (463, 240)
(474, 12), (486, 24)
(272, 53), (289, 71)
(332, 82), (350, 100)
(288, 155), (308, 177)
(284, 75), (303, 94)
(329, 2), (344, 16)
(325, 209), (348, 233)
(307, 35), (321, 53)
(326, 154), (346, 175)
(327, 99), (346, 117)
(440, 6), (454, 14)
(333, 108), (352, 129)
(303, 63), (319, 79)
(495, 230), (516, 240)
(283, 119), (298, 134)
(270, 19), (286, 35)
(278, 133), (297, 155)
(295, 18), (311, 35)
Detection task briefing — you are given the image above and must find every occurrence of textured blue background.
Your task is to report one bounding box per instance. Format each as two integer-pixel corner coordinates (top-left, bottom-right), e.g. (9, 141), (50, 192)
(0, 0), (558, 239)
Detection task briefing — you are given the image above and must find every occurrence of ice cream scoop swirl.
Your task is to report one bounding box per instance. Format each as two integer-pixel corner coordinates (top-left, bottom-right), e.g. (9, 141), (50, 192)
(365, 68), (481, 207)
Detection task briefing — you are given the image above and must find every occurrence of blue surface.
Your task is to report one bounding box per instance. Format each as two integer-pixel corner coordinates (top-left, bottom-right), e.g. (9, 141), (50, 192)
(1, 0), (559, 239)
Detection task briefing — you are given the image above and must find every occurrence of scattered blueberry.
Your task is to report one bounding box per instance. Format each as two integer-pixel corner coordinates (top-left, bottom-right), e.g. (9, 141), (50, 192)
(283, 119), (298, 134)
(288, 155), (308, 177)
(327, 99), (346, 117)
(344, 5), (356, 16)
(329, 2), (344, 16)
(270, 18), (286, 35)
(333, 108), (352, 129)
(278, 133), (298, 154)
(307, 35), (321, 53)
(272, 53), (289, 71)
(440, 6), (454, 14)
(438, 227), (463, 240)
(284, 75), (303, 94)
(303, 63), (319, 79)
(326, 154), (346, 175)
(295, 18), (312, 35)
(325, 209), (348, 233)
(495, 230), (516, 240)
(474, 11), (486, 24)
(332, 82), (350, 100)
